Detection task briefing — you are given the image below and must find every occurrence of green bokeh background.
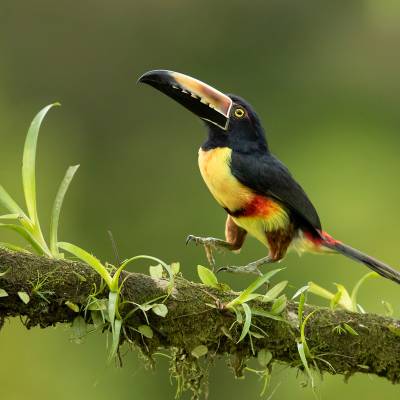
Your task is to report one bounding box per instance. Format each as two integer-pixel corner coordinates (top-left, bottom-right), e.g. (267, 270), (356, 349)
(0, 1), (399, 399)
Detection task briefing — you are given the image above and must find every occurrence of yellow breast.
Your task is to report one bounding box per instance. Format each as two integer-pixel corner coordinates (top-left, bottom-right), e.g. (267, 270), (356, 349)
(198, 147), (253, 212)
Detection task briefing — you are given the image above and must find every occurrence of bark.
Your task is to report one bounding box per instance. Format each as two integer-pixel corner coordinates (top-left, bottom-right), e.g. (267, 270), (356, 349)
(0, 248), (399, 384)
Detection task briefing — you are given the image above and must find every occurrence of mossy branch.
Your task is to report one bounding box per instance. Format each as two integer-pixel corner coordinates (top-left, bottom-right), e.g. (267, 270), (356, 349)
(0, 248), (399, 384)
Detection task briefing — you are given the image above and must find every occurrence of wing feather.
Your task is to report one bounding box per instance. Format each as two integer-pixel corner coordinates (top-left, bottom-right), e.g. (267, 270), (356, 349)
(230, 152), (322, 231)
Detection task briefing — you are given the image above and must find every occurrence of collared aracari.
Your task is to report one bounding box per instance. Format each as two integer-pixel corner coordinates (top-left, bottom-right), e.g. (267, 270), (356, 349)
(138, 69), (400, 284)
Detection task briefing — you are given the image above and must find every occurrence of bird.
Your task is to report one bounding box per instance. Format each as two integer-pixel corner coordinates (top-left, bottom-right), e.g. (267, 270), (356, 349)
(138, 69), (400, 284)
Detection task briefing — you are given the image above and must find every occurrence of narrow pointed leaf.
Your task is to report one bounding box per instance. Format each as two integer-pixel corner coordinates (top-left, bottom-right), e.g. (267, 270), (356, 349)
(263, 280), (288, 302)
(270, 295), (287, 315)
(237, 303), (252, 343)
(108, 318), (122, 361)
(251, 307), (288, 322)
(49, 165), (79, 257)
(292, 285), (309, 300)
(22, 103), (60, 225)
(0, 223), (46, 255)
(227, 268), (283, 307)
(58, 242), (112, 287)
(108, 291), (118, 330)
(351, 272), (378, 312)
(0, 242), (29, 253)
(297, 342), (314, 387)
(0, 185), (27, 218)
(0, 214), (20, 220)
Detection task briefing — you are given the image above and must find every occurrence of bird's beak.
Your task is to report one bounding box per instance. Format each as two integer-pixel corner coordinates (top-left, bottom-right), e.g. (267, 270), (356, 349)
(138, 70), (232, 130)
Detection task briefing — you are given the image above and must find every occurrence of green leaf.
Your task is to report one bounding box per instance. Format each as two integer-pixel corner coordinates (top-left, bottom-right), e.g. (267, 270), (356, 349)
(18, 291), (30, 304)
(0, 214), (20, 220)
(0, 186), (27, 219)
(343, 323), (359, 336)
(308, 281), (334, 301)
(227, 269), (283, 308)
(71, 315), (87, 344)
(138, 324), (153, 339)
(333, 283), (352, 311)
(298, 292), (307, 323)
(111, 255), (173, 293)
(292, 285), (309, 300)
(263, 281), (288, 302)
(49, 165), (79, 257)
(329, 289), (342, 310)
(351, 272), (378, 312)
(237, 303), (252, 343)
(270, 295), (287, 315)
(232, 305), (243, 324)
(109, 319), (122, 362)
(22, 103), (60, 226)
(251, 307), (287, 322)
(0, 288), (9, 297)
(65, 301), (79, 312)
(58, 242), (112, 288)
(297, 342), (314, 388)
(151, 303), (168, 317)
(108, 291), (118, 329)
(300, 310), (317, 359)
(257, 349), (272, 367)
(0, 223), (47, 255)
(149, 264), (163, 279)
(250, 330), (264, 339)
(191, 345), (208, 359)
(171, 262), (180, 275)
(0, 242), (29, 253)
(0, 267), (10, 277)
(197, 265), (219, 288)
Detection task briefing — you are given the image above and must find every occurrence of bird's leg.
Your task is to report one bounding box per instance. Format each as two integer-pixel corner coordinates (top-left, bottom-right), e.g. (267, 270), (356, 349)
(217, 256), (273, 276)
(186, 216), (247, 268)
(218, 229), (292, 276)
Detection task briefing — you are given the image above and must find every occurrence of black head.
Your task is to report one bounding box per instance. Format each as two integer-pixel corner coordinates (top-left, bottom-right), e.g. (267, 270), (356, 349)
(138, 70), (269, 154)
(204, 94), (268, 154)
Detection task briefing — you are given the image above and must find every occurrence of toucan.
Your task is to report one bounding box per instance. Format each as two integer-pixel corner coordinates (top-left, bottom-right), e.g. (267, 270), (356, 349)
(138, 69), (400, 284)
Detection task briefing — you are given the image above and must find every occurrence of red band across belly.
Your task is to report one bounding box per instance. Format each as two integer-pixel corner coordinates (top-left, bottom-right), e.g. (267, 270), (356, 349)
(228, 195), (282, 218)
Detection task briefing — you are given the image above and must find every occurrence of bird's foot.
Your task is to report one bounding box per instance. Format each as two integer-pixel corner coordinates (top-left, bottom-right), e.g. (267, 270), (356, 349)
(217, 256), (273, 277)
(186, 235), (227, 268)
(186, 235), (229, 250)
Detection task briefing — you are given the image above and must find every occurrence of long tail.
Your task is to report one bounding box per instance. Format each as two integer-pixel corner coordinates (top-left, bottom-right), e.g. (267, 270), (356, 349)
(320, 231), (400, 285)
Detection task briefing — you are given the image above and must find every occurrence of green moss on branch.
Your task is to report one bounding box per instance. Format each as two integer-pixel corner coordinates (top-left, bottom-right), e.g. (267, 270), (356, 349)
(0, 248), (399, 384)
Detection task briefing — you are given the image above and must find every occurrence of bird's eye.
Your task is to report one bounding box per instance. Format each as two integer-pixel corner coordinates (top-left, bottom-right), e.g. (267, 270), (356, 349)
(234, 107), (245, 118)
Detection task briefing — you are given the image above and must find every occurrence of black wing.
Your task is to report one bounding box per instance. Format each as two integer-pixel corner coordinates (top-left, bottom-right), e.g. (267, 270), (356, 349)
(230, 151), (322, 231)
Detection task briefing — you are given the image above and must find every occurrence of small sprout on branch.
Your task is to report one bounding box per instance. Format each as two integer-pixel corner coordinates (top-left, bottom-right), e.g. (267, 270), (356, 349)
(17, 291), (30, 304)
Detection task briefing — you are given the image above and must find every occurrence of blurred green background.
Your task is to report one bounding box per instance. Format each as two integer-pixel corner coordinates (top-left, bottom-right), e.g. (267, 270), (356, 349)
(0, 0), (399, 399)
